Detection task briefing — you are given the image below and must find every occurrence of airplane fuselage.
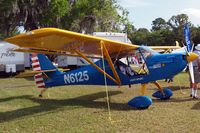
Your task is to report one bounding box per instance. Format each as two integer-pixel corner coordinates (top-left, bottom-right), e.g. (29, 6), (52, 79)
(44, 52), (187, 87)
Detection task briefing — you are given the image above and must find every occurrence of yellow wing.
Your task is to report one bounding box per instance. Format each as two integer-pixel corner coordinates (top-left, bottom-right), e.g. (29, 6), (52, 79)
(5, 28), (139, 58)
(150, 41), (181, 53)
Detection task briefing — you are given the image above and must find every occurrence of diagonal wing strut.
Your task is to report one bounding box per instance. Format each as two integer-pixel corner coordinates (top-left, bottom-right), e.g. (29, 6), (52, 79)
(74, 41), (121, 85)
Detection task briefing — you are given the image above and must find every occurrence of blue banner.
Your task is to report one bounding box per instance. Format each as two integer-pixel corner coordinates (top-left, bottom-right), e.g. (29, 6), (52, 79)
(184, 23), (192, 52)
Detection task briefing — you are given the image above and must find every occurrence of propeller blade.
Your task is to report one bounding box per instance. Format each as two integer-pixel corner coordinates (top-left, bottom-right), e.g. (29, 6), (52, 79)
(184, 46), (189, 56)
(183, 24), (196, 85)
(188, 62), (194, 83)
(191, 43), (195, 52)
(186, 52), (198, 83)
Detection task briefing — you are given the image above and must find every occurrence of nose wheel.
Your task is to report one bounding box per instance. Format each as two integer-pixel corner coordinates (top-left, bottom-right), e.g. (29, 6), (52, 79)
(152, 88), (173, 100)
(152, 81), (173, 100)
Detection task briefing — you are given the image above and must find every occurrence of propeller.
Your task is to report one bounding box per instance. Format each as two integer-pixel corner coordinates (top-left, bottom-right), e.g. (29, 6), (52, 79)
(184, 23), (197, 85)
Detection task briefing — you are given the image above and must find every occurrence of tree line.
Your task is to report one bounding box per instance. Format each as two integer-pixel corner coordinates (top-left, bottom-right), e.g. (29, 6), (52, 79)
(0, 0), (131, 36)
(0, 0), (200, 46)
(130, 14), (200, 46)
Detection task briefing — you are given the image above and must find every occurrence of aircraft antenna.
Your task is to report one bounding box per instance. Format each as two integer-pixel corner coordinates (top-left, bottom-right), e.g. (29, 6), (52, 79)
(101, 43), (112, 122)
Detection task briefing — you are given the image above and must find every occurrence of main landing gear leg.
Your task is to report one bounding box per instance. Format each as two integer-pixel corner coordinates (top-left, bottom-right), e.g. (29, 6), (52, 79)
(152, 81), (173, 100)
(39, 88), (48, 97)
(141, 84), (147, 95)
(152, 81), (164, 95)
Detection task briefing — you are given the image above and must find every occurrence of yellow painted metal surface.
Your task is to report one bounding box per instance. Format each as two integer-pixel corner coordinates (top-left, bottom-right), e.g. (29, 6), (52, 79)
(15, 69), (56, 78)
(101, 41), (121, 85)
(186, 52), (198, 62)
(5, 28), (138, 58)
(152, 81), (164, 95)
(141, 84), (147, 95)
(150, 45), (181, 50)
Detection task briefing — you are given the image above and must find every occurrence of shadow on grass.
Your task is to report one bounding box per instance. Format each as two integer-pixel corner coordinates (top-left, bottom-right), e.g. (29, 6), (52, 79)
(151, 85), (193, 103)
(152, 97), (194, 103)
(148, 86), (189, 93)
(24, 77), (34, 81)
(0, 91), (136, 123)
(168, 86), (189, 92)
(4, 84), (34, 89)
(191, 102), (200, 110)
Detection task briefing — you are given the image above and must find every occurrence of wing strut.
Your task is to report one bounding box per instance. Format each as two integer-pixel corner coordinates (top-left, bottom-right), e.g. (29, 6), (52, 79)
(101, 41), (121, 85)
(74, 50), (119, 85)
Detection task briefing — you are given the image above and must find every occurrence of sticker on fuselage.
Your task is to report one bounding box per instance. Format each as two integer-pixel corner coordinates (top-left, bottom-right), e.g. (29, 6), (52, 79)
(130, 77), (144, 82)
(149, 63), (162, 69)
(64, 70), (89, 84)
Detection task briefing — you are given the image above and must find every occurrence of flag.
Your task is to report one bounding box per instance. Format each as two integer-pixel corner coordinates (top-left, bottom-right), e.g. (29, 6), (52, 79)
(184, 23), (192, 52)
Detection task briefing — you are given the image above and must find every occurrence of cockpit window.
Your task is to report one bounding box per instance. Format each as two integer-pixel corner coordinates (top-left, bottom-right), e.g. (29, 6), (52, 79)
(116, 46), (157, 76)
(139, 46), (157, 59)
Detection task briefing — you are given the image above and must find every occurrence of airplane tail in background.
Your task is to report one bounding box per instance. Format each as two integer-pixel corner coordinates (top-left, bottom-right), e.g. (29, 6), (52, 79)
(31, 54), (58, 88)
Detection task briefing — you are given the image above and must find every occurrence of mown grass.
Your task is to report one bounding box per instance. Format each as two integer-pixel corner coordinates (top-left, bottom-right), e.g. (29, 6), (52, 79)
(0, 73), (200, 133)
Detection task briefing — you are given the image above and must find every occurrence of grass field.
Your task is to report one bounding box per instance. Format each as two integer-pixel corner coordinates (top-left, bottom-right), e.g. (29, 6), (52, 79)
(0, 72), (200, 133)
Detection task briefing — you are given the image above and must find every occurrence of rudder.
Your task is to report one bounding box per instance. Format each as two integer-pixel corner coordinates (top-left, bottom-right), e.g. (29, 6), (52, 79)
(31, 54), (52, 88)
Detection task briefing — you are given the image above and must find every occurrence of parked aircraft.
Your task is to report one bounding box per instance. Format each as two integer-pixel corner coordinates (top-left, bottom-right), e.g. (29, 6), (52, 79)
(5, 28), (198, 109)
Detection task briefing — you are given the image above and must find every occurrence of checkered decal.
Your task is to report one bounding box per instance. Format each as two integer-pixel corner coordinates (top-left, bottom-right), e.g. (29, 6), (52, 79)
(31, 54), (45, 88)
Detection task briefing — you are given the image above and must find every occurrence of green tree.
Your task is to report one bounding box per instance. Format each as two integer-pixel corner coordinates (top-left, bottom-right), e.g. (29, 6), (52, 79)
(41, 0), (71, 27)
(151, 17), (169, 31)
(63, 0), (130, 34)
(119, 8), (135, 34)
(0, 0), (20, 37)
(191, 26), (200, 45)
(0, 0), (70, 37)
(0, 0), (132, 37)
(146, 29), (176, 46)
(167, 14), (191, 43)
(129, 28), (150, 45)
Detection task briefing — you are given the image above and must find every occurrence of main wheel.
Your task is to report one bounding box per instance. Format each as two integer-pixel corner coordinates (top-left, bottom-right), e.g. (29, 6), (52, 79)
(152, 88), (173, 100)
(128, 96), (152, 109)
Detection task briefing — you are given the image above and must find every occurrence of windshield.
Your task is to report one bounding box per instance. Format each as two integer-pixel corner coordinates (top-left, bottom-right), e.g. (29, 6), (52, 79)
(139, 46), (157, 59)
(116, 46), (158, 75)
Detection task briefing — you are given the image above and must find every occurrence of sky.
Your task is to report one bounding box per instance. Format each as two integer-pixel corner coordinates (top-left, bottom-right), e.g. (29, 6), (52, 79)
(118, 0), (200, 30)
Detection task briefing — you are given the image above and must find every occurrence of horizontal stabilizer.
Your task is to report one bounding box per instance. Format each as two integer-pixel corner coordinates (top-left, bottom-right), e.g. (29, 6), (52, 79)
(15, 69), (56, 78)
